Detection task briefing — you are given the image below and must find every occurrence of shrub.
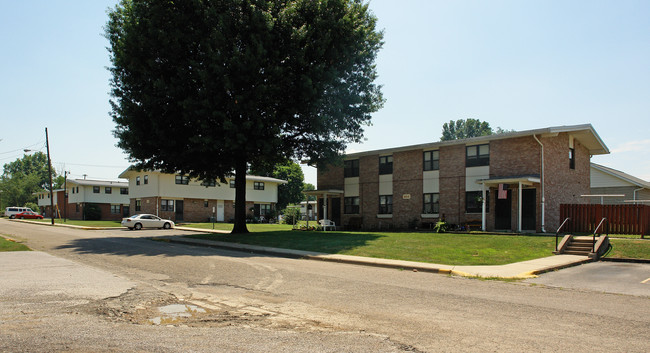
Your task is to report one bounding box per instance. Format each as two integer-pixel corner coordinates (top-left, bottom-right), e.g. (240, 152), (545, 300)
(83, 204), (102, 220)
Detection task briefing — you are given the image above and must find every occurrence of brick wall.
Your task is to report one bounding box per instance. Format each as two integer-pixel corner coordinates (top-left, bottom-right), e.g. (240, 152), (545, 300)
(359, 154), (380, 229)
(439, 144), (466, 225)
(393, 149), (423, 228)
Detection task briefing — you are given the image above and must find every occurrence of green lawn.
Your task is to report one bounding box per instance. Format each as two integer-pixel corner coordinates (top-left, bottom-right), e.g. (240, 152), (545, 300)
(0, 236), (30, 252)
(606, 239), (650, 259)
(182, 222), (294, 232)
(187, 229), (557, 266)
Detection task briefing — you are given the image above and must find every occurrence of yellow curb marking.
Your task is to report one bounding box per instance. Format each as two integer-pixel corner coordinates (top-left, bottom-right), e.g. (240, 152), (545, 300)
(641, 278), (650, 284)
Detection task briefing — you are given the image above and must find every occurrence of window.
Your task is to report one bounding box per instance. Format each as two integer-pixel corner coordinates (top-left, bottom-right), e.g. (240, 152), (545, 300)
(344, 197), (360, 214)
(135, 200), (141, 212)
(93, 186), (100, 193)
(379, 195), (393, 214)
(569, 148), (575, 169)
(120, 188), (128, 195)
(344, 159), (359, 178)
(201, 179), (216, 187)
(175, 175), (190, 185)
(204, 200), (209, 208)
(423, 150), (439, 171)
(105, 187), (112, 194)
(229, 180), (236, 188)
(379, 156), (393, 175)
(161, 199), (174, 212)
(136, 176), (140, 185)
(75, 203), (80, 212)
(466, 144), (490, 167)
(259, 204), (271, 217)
(466, 191), (489, 213)
(110, 205), (120, 214)
(254, 182), (265, 190)
(144, 175), (149, 184)
(423, 193), (440, 214)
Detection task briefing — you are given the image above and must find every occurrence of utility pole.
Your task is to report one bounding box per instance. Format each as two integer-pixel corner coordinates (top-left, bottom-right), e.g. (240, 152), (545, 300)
(45, 128), (54, 225)
(63, 170), (69, 223)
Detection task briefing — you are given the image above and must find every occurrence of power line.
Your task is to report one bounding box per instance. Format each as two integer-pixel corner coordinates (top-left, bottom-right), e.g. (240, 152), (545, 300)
(0, 140), (46, 155)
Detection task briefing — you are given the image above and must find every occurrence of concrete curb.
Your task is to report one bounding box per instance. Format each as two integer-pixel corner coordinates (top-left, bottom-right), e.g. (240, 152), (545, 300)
(8, 218), (118, 230)
(161, 236), (590, 279)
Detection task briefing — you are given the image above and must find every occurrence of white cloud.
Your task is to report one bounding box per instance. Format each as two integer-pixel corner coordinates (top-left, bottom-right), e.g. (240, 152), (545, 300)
(611, 139), (650, 153)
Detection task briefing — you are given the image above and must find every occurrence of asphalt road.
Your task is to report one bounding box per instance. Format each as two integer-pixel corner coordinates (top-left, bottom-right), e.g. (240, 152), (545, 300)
(1, 219), (649, 352)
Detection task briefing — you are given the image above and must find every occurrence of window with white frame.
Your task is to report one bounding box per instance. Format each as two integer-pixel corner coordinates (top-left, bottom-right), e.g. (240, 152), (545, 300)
(466, 144), (489, 167)
(175, 175), (189, 185)
(423, 193), (440, 214)
(161, 199), (174, 211)
(344, 197), (360, 214)
(379, 156), (393, 175)
(423, 150), (439, 171)
(110, 205), (120, 214)
(254, 182), (265, 190)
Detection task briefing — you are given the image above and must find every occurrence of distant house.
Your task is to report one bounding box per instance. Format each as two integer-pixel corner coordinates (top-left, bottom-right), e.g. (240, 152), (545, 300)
(312, 124), (609, 233)
(589, 163), (650, 204)
(118, 169), (287, 222)
(35, 179), (130, 220)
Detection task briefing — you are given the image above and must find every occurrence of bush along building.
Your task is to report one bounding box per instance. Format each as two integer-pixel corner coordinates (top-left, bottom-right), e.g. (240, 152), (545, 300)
(313, 124), (609, 233)
(118, 169), (287, 223)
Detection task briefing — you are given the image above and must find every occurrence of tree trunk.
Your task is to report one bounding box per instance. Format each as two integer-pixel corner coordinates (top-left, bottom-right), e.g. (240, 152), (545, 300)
(231, 157), (249, 234)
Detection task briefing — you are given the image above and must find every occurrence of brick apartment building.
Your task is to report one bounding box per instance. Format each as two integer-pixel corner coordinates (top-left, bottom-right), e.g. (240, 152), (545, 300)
(36, 179), (130, 221)
(118, 169), (287, 223)
(314, 124), (609, 232)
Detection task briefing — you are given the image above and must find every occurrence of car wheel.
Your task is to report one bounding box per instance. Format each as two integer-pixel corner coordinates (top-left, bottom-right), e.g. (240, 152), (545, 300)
(9, 215), (15, 219)
(128, 227), (134, 230)
(163, 222), (171, 229)
(134, 223), (143, 230)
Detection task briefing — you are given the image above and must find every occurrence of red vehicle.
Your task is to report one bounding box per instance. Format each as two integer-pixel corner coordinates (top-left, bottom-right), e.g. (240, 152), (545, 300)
(14, 211), (44, 220)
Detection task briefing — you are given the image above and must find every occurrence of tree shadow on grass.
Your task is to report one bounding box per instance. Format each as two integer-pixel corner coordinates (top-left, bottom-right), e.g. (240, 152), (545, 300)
(54, 230), (385, 258)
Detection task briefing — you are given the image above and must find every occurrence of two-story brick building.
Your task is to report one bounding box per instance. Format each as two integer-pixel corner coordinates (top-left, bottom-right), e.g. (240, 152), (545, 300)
(118, 169), (287, 222)
(35, 179), (130, 221)
(314, 124), (609, 232)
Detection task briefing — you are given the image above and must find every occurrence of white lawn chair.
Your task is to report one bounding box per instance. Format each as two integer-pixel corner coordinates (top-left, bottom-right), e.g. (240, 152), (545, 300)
(319, 219), (336, 231)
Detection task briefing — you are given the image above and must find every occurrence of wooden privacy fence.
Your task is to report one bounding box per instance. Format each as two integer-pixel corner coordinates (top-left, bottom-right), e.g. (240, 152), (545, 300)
(560, 204), (650, 237)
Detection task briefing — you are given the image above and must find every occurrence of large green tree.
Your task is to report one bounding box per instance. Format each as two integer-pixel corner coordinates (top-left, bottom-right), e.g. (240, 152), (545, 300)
(106, 0), (384, 233)
(0, 152), (56, 208)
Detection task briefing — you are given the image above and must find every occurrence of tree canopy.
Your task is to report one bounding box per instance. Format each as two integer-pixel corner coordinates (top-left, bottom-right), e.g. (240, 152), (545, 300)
(440, 119), (492, 141)
(0, 152), (60, 209)
(106, 0), (384, 233)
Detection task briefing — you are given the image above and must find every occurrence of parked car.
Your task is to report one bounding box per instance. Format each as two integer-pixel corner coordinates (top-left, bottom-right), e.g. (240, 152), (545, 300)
(121, 214), (174, 230)
(5, 207), (35, 219)
(13, 211), (43, 220)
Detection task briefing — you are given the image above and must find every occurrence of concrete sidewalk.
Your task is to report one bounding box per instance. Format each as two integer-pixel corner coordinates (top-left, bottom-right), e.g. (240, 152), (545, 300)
(163, 234), (593, 279)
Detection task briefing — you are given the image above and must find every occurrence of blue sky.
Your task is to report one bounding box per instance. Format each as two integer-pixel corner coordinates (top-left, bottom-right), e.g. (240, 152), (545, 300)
(1, 0), (648, 186)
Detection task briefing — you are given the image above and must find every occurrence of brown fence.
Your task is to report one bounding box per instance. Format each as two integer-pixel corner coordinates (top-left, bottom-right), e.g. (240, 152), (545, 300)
(560, 204), (650, 237)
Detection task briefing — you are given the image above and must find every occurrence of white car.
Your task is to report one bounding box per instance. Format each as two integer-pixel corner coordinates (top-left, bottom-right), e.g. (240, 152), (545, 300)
(121, 214), (174, 230)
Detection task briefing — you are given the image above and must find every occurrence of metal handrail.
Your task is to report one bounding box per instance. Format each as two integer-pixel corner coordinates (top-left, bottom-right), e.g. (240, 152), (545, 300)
(593, 217), (607, 252)
(555, 217), (570, 251)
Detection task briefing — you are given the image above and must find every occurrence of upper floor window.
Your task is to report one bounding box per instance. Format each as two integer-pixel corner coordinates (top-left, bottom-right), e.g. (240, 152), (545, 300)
(569, 148), (575, 169)
(423, 150), (439, 171)
(254, 182), (265, 190)
(344, 197), (360, 214)
(466, 144), (489, 167)
(201, 179), (216, 187)
(136, 176), (140, 185)
(229, 180), (236, 188)
(378, 195), (393, 214)
(344, 159), (359, 178)
(93, 186), (100, 193)
(105, 187), (112, 194)
(379, 156), (393, 175)
(175, 175), (190, 185)
(144, 175), (149, 184)
(120, 188), (129, 195)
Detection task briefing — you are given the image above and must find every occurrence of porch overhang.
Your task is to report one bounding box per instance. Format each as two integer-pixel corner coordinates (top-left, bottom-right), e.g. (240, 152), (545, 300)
(475, 175), (541, 232)
(302, 189), (344, 223)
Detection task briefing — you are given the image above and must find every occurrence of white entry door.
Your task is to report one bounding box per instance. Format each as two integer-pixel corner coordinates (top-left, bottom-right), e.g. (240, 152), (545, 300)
(217, 200), (225, 222)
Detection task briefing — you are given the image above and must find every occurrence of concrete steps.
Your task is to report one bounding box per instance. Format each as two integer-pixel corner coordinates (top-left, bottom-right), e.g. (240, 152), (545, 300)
(555, 234), (609, 259)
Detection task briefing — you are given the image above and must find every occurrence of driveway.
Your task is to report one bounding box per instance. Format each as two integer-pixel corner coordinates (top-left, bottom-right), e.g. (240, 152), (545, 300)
(524, 261), (650, 297)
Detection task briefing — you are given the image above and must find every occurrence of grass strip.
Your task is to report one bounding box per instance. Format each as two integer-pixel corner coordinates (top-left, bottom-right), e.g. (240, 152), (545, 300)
(0, 236), (31, 252)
